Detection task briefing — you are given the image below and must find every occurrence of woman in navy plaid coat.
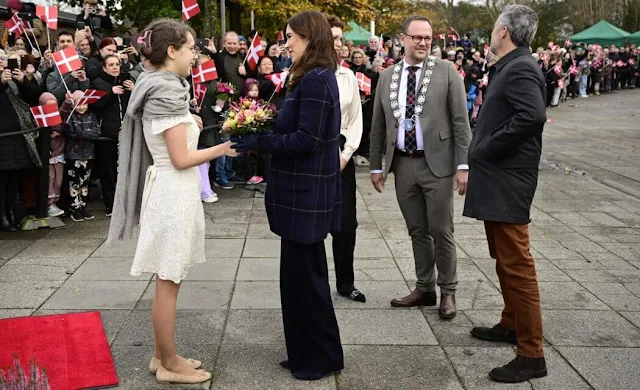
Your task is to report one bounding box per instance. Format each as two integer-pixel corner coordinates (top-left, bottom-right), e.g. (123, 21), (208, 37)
(234, 11), (344, 381)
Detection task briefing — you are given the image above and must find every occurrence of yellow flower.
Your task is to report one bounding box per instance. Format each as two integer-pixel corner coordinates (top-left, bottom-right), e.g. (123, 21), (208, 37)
(245, 115), (254, 124)
(229, 112), (236, 118)
(243, 100), (251, 108)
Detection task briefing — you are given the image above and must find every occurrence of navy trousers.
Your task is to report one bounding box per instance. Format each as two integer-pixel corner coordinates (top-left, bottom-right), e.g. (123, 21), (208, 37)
(280, 238), (344, 374)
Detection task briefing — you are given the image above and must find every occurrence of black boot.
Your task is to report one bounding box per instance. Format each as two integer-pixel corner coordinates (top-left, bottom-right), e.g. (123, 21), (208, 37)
(6, 206), (21, 230)
(1, 211), (17, 232)
(470, 323), (518, 345)
(489, 355), (547, 383)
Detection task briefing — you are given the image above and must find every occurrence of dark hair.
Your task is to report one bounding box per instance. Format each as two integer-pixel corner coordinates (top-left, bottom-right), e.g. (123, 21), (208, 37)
(57, 31), (74, 42)
(139, 18), (195, 67)
(102, 54), (119, 66)
(287, 10), (337, 90)
(402, 15), (432, 34)
(325, 14), (345, 31)
(257, 55), (273, 71)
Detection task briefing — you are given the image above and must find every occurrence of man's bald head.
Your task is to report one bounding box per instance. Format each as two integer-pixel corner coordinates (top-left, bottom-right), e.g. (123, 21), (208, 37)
(225, 31), (239, 54)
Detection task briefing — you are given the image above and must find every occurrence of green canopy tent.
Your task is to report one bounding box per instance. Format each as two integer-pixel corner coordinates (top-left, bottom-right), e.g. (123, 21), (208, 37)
(343, 21), (372, 46)
(628, 31), (640, 46)
(570, 20), (630, 46)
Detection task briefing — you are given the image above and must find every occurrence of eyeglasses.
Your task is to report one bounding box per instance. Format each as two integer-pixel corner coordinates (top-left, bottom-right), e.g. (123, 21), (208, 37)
(405, 35), (432, 44)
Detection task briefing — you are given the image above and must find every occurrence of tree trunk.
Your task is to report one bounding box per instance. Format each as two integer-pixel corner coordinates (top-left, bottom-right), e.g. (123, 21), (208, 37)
(228, 0), (243, 34)
(202, 0), (217, 38)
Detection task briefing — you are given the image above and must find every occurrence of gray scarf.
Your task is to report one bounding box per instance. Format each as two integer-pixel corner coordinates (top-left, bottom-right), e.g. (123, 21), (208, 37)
(107, 70), (190, 243)
(6, 81), (42, 168)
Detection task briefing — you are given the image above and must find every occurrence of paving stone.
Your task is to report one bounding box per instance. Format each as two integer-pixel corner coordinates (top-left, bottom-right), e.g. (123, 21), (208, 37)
(93, 239), (138, 258)
(352, 238), (393, 258)
(335, 309), (437, 345)
(0, 281), (62, 309)
(558, 347), (640, 390)
(539, 282), (609, 310)
(543, 310), (640, 347)
(595, 293), (640, 311)
(136, 281), (234, 310)
(13, 238), (102, 260)
(580, 282), (632, 296)
(330, 281), (411, 309)
(231, 281), (281, 309)
(243, 238), (280, 257)
(204, 198), (254, 210)
(443, 346), (530, 389)
(533, 246), (585, 260)
(68, 257), (152, 281)
(533, 259), (572, 282)
(624, 282), (640, 296)
(395, 257), (417, 281)
(214, 342), (335, 390)
(186, 257), (240, 281)
(426, 310), (510, 347)
(246, 223), (278, 238)
(4, 254), (88, 269)
(340, 346), (462, 390)
(0, 264), (71, 281)
(42, 219), (111, 239)
(580, 212), (627, 227)
(237, 258), (279, 281)
(376, 223), (411, 240)
(619, 311), (640, 327)
(111, 344), (214, 390)
(0, 240), (33, 260)
(550, 212), (597, 226)
(0, 309), (34, 318)
(41, 280), (149, 310)
(569, 269), (640, 283)
(358, 267), (405, 281)
(205, 209), (251, 223)
(33, 309), (131, 345)
(204, 238), (245, 258)
(223, 309), (284, 345)
(531, 347), (592, 390)
(114, 309), (226, 346)
(205, 221), (248, 238)
(456, 239), (492, 259)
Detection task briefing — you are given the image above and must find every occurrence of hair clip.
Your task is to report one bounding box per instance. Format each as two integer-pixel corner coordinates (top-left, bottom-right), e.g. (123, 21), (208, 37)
(137, 30), (152, 50)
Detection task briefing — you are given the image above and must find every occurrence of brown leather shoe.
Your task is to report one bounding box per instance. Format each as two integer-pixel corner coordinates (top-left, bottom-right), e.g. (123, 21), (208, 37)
(439, 294), (456, 320)
(391, 289), (437, 307)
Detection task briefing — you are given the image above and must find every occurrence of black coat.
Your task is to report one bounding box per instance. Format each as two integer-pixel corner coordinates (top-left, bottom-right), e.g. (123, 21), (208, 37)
(463, 47), (546, 225)
(86, 54), (104, 81)
(90, 70), (131, 139)
(0, 81), (40, 170)
(256, 73), (286, 110)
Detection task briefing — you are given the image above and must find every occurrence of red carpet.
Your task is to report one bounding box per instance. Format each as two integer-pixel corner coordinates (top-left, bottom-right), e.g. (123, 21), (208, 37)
(0, 311), (119, 389)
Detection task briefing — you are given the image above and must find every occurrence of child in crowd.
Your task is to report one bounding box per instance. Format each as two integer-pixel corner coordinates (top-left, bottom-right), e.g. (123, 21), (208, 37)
(60, 91), (101, 221)
(464, 67), (480, 121)
(40, 93), (66, 218)
(243, 79), (265, 185)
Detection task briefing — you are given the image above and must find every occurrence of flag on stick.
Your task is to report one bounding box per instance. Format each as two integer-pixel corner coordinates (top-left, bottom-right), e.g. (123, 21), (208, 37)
(53, 47), (82, 74)
(192, 59), (218, 84)
(244, 33), (265, 71)
(265, 70), (288, 93)
(36, 5), (58, 29)
(31, 103), (62, 127)
(182, 0), (201, 21)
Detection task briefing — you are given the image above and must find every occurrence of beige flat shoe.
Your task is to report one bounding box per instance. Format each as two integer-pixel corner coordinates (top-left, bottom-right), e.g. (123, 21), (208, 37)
(156, 365), (211, 384)
(149, 356), (202, 374)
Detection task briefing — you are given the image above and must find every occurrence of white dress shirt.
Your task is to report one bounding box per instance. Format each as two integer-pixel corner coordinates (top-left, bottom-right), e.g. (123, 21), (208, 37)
(335, 66), (363, 162)
(371, 60), (468, 173)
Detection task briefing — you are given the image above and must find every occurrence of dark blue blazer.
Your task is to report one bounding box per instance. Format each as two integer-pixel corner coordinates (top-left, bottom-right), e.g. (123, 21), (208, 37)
(253, 67), (342, 244)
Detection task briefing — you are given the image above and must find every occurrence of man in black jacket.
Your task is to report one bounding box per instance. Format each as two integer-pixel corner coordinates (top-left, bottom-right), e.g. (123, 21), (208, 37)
(463, 4), (548, 384)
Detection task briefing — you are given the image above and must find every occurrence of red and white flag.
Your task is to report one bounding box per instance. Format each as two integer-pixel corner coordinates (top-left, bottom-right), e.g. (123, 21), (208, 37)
(564, 38), (572, 47)
(480, 74), (489, 87)
(339, 59), (350, 68)
(192, 59), (218, 84)
(182, 0), (200, 21)
(246, 34), (265, 71)
(483, 44), (490, 57)
(437, 34), (445, 40)
(4, 14), (25, 37)
(276, 31), (285, 42)
(553, 62), (563, 74)
(355, 72), (371, 95)
(36, 5), (58, 30)
(53, 47), (82, 74)
(78, 89), (107, 105)
(30, 103), (62, 127)
(194, 83), (207, 103)
(569, 63), (579, 75)
(630, 58), (636, 66)
(459, 69), (466, 79)
(591, 58), (603, 69)
(616, 60), (625, 67)
(265, 70), (288, 92)
(448, 34), (457, 41)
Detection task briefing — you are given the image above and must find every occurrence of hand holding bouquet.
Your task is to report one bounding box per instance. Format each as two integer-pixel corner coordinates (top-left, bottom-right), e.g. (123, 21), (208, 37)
(221, 97), (275, 137)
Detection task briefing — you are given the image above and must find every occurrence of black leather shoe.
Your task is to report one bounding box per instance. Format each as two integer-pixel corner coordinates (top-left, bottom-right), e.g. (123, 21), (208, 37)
(6, 207), (21, 229)
(471, 324), (518, 345)
(1, 213), (17, 232)
(489, 355), (547, 383)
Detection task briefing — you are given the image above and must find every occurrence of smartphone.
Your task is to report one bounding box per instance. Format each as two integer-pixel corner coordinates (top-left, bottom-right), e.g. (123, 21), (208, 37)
(123, 37), (131, 47)
(7, 58), (19, 71)
(117, 45), (125, 52)
(77, 21), (85, 30)
(278, 39), (285, 46)
(7, 33), (16, 47)
(20, 55), (34, 70)
(196, 38), (207, 49)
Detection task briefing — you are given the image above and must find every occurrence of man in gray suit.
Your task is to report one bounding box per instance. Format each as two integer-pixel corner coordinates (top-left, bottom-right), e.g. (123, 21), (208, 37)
(369, 15), (471, 320)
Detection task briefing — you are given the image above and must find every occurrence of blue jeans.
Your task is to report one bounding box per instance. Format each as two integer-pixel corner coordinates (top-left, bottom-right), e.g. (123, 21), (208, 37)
(215, 135), (235, 181)
(579, 74), (588, 96)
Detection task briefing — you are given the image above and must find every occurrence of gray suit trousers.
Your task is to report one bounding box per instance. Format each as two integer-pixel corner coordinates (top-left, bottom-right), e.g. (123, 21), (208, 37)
(392, 154), (457, 294)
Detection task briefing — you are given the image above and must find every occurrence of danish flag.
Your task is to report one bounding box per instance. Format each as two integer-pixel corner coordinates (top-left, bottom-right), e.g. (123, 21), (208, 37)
(31, 103), (62, 127)
(591, 58), (603, 69)
(182, 0), (201, 21)
(77, 89), (107, 105)
(553, 62), (563, 74)
(436, 34), (445, 40)
(569, 63), (579, 75)
(245, 34), (265, 71)
(448, 34), (457, 40)
(194, 84), (207, 103)
(4, 14), (25, 37)
(630, 58), (636, 66)
(616, 60), (625, 67)
(192, 59), (218, 84)
(355, 72), (371, 95)
(564, 39), (572, 47)
(36, 5), (58, 30)
(53, 47), (82, 74)
(339, 59), (350, 68)
(265, 70), (288, 93)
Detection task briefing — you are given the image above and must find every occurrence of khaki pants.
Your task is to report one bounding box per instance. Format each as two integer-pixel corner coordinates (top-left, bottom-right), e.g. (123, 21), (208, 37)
(484, 221), (544, 358)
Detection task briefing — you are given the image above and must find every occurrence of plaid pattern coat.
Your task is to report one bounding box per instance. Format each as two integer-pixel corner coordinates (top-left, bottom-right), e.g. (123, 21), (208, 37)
(254, 67), (342, 244)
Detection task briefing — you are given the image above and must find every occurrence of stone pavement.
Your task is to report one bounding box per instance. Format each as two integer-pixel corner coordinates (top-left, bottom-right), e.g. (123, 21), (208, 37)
(1, 89), (640, 389)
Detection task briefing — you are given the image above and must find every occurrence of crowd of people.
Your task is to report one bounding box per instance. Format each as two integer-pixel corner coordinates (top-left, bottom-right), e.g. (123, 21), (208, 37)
(0, 0), (638, 232)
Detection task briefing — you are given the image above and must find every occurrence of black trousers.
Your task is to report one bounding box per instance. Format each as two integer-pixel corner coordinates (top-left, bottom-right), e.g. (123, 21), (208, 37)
(95, 141), (118, 210)
(0, 170), (20, 217)
(331, 159), (358, 289)
(280, 239), (344, 374)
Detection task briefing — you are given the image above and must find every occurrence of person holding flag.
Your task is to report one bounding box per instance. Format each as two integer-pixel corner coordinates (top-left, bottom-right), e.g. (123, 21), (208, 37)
(2, 0), (47, 54)
(325, 14), (366, 303)
(0, 53), (41, 232)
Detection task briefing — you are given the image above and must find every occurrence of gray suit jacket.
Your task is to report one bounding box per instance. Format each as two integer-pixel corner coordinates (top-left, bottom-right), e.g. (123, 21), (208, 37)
(369, 57), (472, 178)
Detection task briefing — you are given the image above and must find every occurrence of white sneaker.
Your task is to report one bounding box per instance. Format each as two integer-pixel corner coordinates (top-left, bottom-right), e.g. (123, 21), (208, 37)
(47, 205), (64, 217)
(202, 194), (219, 203)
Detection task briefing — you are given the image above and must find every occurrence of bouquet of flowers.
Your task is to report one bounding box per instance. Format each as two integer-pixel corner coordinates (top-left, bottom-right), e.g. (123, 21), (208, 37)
(221, 97), (275, 137)
(212, 82), (236, 113)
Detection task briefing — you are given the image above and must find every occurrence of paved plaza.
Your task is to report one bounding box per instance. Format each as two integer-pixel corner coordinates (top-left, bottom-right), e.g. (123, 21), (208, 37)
(1, 90), (640, 389)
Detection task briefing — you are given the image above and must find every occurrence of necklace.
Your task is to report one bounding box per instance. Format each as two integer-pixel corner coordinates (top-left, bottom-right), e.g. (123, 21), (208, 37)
(390, 56), (436, 130)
